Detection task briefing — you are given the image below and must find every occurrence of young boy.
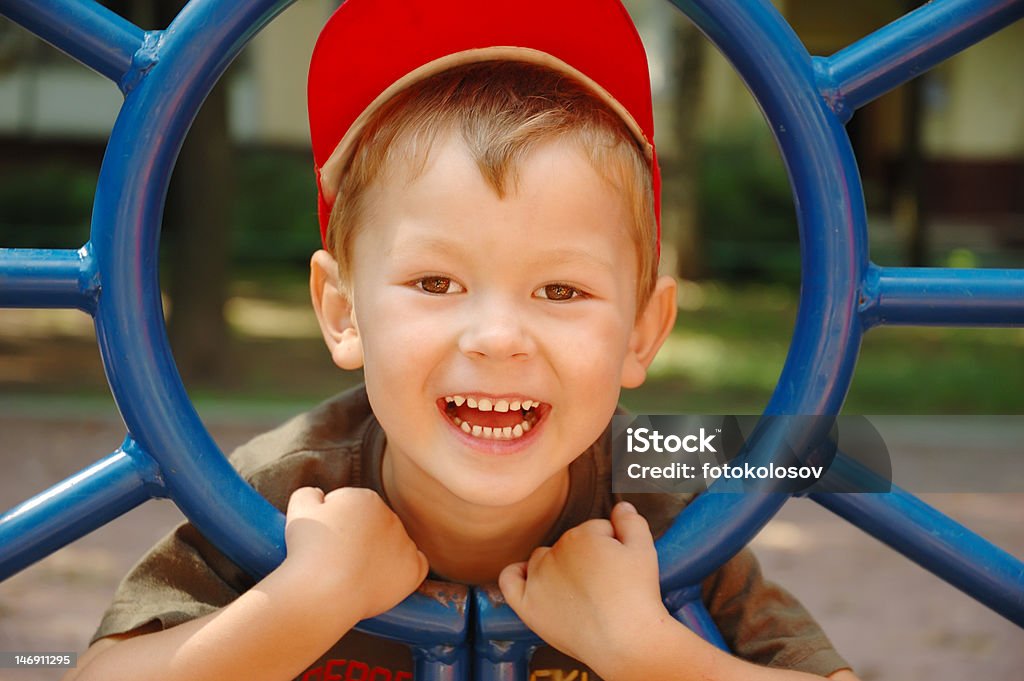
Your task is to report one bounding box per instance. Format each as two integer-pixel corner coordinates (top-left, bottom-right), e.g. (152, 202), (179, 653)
(67, 0), (859, 679)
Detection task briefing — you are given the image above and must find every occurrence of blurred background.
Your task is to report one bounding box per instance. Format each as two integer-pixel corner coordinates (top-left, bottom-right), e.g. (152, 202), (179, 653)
(0, 1), (1022, 679)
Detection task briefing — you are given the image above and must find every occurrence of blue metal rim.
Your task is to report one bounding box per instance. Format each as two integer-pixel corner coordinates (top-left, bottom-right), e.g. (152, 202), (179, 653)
(646, 0), (867, 587)
(89, 0), (466, 649)
(4, 0), (866, 660)
(474, 0), (869, 651)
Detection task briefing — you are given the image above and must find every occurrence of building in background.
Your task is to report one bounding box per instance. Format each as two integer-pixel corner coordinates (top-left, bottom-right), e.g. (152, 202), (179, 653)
(0, 0), (330, 153)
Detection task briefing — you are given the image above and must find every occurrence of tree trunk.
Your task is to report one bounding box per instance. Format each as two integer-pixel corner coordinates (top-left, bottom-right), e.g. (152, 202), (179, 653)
(663, 15), (706, 281)
(896, 3), (928, 268)
(155, 0), (234, 383)
(165, 86), (234, 383)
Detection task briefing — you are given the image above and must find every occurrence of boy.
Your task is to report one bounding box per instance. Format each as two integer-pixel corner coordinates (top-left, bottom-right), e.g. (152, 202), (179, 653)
(67, 0), (859, 678)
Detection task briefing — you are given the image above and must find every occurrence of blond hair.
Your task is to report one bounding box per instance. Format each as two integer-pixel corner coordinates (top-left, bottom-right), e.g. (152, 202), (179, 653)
(326, 60), (657, 309)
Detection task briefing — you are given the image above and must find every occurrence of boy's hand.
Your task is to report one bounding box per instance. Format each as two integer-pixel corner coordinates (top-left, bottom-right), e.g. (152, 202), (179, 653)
(282, 486), (429, 623)
(498, 502), (670, 670)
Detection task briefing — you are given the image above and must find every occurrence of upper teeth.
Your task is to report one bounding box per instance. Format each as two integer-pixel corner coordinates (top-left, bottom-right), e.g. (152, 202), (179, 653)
(445, 395), (537, 411)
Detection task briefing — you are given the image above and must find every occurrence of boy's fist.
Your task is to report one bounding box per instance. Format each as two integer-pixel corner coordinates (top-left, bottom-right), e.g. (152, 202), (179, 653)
(282, 486), (429, 622)
(498, 502), (670, 670)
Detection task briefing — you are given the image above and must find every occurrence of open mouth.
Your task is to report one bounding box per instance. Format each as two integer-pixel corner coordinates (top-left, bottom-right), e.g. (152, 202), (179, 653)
(439, 394), (547, 440)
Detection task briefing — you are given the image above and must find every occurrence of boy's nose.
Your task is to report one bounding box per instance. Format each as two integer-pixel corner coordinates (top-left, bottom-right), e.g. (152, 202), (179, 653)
(457, 299), (535, 361)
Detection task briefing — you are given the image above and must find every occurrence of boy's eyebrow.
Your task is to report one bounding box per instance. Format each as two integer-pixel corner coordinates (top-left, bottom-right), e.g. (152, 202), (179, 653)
(532, 247), (617, 274)
(385, 235), (468, 260)
(387, 236), (617, 274)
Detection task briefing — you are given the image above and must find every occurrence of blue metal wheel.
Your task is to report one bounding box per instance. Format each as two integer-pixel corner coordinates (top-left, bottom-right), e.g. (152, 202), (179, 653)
(1, 1), (1023, 679)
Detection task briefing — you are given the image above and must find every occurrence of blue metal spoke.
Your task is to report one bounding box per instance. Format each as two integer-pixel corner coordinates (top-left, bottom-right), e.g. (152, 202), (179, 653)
(812, 485), (1024, 627)
(0, 244), (100, 313)
(473, 587), (540, 681)
(860, 264), (1024, 328)
(473, 655), (530, 681)
(354, 583), (469, 653)
(664, 586), (729, 651)
(815, 0), (1024, 123)
(0, 0), (151, 92)
(412, 645), (471, 681)
(0, 437), (166, 581)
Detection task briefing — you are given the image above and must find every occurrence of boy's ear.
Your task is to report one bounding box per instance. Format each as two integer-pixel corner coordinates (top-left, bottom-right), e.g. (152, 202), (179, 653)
(621, 275), (677, 389)
(310, 249), (363, 370)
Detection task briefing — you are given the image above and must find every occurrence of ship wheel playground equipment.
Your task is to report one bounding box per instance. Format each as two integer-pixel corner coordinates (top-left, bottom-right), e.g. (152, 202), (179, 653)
(1, 0), (1023, 679)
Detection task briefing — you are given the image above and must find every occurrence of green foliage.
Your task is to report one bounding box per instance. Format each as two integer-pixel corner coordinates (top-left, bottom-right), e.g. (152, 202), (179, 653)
(622, 282), (1024, 415)
(0, 150), (321, 265)
(698, 131), (800, 285)
(0, 164), (95, 248)
(232, 149), (321, 266)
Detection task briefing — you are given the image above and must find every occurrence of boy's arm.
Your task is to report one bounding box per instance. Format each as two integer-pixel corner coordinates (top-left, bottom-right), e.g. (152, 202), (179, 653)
(65, 487), (428, 681)
(499, 502), (859, 681)
(567, 605), (861, 681)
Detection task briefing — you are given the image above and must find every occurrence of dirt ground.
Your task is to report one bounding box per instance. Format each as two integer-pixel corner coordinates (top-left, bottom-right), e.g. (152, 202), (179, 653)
(0, 410), (1021, 681)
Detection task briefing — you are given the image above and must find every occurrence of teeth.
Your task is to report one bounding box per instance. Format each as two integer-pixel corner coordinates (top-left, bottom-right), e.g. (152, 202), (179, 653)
(445, 393), (541, 439)
(446, 395), (540, 412)
(455, 418), (533, 441)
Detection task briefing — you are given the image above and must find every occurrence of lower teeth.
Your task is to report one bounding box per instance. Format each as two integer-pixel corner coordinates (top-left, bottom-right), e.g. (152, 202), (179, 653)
(455, 417), (533, 439)
(448, 403), (538, 440)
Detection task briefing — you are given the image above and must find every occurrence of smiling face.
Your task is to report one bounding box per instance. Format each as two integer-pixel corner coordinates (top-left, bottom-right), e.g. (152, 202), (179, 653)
(313, 133), (674, 514)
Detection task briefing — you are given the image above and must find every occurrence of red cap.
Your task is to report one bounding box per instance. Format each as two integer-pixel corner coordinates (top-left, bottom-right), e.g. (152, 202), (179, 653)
(308, 0), (660, 250)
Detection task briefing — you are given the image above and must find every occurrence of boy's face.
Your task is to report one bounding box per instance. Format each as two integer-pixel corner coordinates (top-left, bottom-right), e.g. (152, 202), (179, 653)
(316, 134), (673, 510)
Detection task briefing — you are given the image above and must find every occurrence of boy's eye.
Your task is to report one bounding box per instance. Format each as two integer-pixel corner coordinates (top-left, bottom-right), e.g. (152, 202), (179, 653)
(535, 283), (583, 301)
(415, 277), (465, 295)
